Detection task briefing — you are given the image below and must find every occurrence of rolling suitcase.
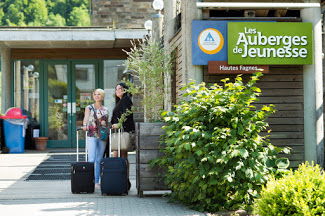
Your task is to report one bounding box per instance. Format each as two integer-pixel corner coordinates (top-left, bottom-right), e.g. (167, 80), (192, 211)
(71, 128), (95, 194)
(100, 128), (128, 195)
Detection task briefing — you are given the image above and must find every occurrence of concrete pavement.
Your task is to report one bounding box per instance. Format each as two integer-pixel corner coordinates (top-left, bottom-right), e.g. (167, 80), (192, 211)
(0, 149), (205, 216)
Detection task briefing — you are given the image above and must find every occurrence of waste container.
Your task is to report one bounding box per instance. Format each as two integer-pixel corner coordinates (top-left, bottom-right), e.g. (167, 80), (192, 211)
(0, 108), (27, 153)
(22, 109), (40, 150)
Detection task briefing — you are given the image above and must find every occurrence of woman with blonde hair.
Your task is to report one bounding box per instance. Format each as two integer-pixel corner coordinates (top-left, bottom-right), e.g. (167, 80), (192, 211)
(82, 88), (109, 190)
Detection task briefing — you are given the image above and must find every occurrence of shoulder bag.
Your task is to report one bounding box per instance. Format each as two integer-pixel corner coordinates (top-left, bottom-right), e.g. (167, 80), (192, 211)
(111, 128), (133, 151)
(91, 105), (109, 142)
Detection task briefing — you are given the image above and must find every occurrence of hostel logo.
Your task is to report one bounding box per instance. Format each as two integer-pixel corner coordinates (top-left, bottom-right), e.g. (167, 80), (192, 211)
(205, 33), (215, 41)
(198, 28), (224, 54)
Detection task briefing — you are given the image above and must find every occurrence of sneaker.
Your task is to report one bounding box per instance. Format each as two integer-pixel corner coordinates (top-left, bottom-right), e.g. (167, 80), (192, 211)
(95, 183), (101, 190)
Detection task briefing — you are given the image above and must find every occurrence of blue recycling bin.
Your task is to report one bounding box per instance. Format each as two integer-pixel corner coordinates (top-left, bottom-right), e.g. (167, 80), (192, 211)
(0, 108), (27, 153)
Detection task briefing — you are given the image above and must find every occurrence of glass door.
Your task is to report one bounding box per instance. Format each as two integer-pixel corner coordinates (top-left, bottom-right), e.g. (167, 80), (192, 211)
(44, 61), (71, 147)
(44, 60), (98, 148)
(71, 61), (97, 147)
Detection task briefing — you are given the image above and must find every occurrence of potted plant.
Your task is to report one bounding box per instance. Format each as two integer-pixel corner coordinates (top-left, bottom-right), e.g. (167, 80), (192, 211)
(123, 38), (173, 122)
(34, 137), (48, 151)
(123, 38), (173, 197)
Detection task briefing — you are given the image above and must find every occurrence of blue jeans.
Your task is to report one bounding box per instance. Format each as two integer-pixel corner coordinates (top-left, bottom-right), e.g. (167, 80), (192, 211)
(87, 136), (107, 183)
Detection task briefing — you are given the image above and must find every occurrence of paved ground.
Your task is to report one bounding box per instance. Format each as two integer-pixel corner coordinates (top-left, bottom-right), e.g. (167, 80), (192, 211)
(0, 149), (206, 216)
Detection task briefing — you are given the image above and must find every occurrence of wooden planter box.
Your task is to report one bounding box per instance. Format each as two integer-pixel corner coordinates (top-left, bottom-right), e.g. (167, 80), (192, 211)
(136, 122), (169, 197)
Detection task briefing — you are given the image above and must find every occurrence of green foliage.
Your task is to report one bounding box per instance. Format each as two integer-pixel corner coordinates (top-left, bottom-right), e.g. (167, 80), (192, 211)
(124, 39), (173, 122)
(25, 0), (48, 26)
(117, 107), (134, 129)
(47, 12), (66, 26)
(47, 0), (67, 17)
(67, 6), (90, 26)
(7, 4), (24, 25)
(254, 162), (325, 216)
(0, 0), (90, 26)
(0, 9), (4, 25)
(48, 79), (67, 99)
(48, 103), (64, 130)
(152, 72), (289, 212)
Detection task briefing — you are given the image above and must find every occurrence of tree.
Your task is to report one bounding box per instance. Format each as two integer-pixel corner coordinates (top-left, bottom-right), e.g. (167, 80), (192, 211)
(7, 3), (26, 26)
(67, 6), (90, 26)
(46, 13), (66, 26)
(48, 0), (68, 19)
(25, 0), (48, 26)
(0, 9), (3, 25)
(0, 0), (90, 26)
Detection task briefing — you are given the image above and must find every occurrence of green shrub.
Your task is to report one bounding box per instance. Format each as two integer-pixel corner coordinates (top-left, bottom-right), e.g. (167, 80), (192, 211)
(124, 38), (173, 122)
(152, 72), (289, 212)
(254, 162), (325, 216)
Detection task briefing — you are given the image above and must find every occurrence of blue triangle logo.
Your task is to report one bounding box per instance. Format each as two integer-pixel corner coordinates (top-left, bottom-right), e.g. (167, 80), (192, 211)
(205, 33), (215, 42)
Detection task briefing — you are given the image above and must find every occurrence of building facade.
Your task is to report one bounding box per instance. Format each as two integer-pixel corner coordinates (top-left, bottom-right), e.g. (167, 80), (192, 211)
(0, 0), (324, 169)
(163, 0), (324, 167)
(0, 1), (156, 148)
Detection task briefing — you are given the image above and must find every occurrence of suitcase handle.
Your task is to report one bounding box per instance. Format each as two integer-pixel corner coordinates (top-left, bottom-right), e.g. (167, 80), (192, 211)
(109, 128), (121, 157)
(77, 128), (88, 162)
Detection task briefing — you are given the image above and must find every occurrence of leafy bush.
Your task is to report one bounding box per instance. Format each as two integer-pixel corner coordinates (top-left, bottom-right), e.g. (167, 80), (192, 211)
(123, 38), (173, 122)
(152, 72), (289, 212)
(254, 162), (325, 216)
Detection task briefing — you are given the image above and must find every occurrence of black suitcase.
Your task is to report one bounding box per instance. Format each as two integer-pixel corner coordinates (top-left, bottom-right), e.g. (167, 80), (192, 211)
(71, 129), (95, 194)
(100, 129), (128, 195)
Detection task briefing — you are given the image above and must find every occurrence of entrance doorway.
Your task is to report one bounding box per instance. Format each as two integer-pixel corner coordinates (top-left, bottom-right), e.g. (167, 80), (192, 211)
(12, 58), (127, 148)
(44, 60), (99, 148)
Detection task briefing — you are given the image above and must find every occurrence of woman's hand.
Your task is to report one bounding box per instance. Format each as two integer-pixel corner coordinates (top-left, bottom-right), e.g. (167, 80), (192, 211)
(112, 124), (119, 129)
(82, 107), (90, 132)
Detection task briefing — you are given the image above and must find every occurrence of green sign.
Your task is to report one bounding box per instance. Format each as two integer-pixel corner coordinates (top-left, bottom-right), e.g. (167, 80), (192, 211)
(228, 22), (313, 65)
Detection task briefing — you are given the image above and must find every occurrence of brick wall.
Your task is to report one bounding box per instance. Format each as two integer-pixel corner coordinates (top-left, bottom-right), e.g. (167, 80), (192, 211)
(92, 0), (157, 29)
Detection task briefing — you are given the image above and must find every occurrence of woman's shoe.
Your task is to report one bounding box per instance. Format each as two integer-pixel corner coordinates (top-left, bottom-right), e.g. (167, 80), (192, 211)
(95, 183), (101, 190)
(128, 179), (131, 191)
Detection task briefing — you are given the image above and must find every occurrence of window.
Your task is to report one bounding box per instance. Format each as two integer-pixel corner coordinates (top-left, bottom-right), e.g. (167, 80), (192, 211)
(103, 60), (126, 121)
(13, 60), (40, 124)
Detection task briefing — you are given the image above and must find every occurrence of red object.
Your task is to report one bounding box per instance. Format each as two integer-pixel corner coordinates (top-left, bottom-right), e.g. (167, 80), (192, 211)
(0, 108), (27, 119)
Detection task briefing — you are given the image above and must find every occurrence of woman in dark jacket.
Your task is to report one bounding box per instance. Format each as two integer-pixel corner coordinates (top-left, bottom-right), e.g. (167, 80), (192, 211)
(111, 82), (135, 190)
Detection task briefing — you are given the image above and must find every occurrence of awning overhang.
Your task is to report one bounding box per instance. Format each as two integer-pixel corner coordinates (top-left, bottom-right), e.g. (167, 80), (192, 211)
(0, 27), (148, 48)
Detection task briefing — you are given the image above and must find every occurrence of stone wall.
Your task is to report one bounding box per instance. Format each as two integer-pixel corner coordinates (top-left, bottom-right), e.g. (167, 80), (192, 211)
(92, 0), (157, 29)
